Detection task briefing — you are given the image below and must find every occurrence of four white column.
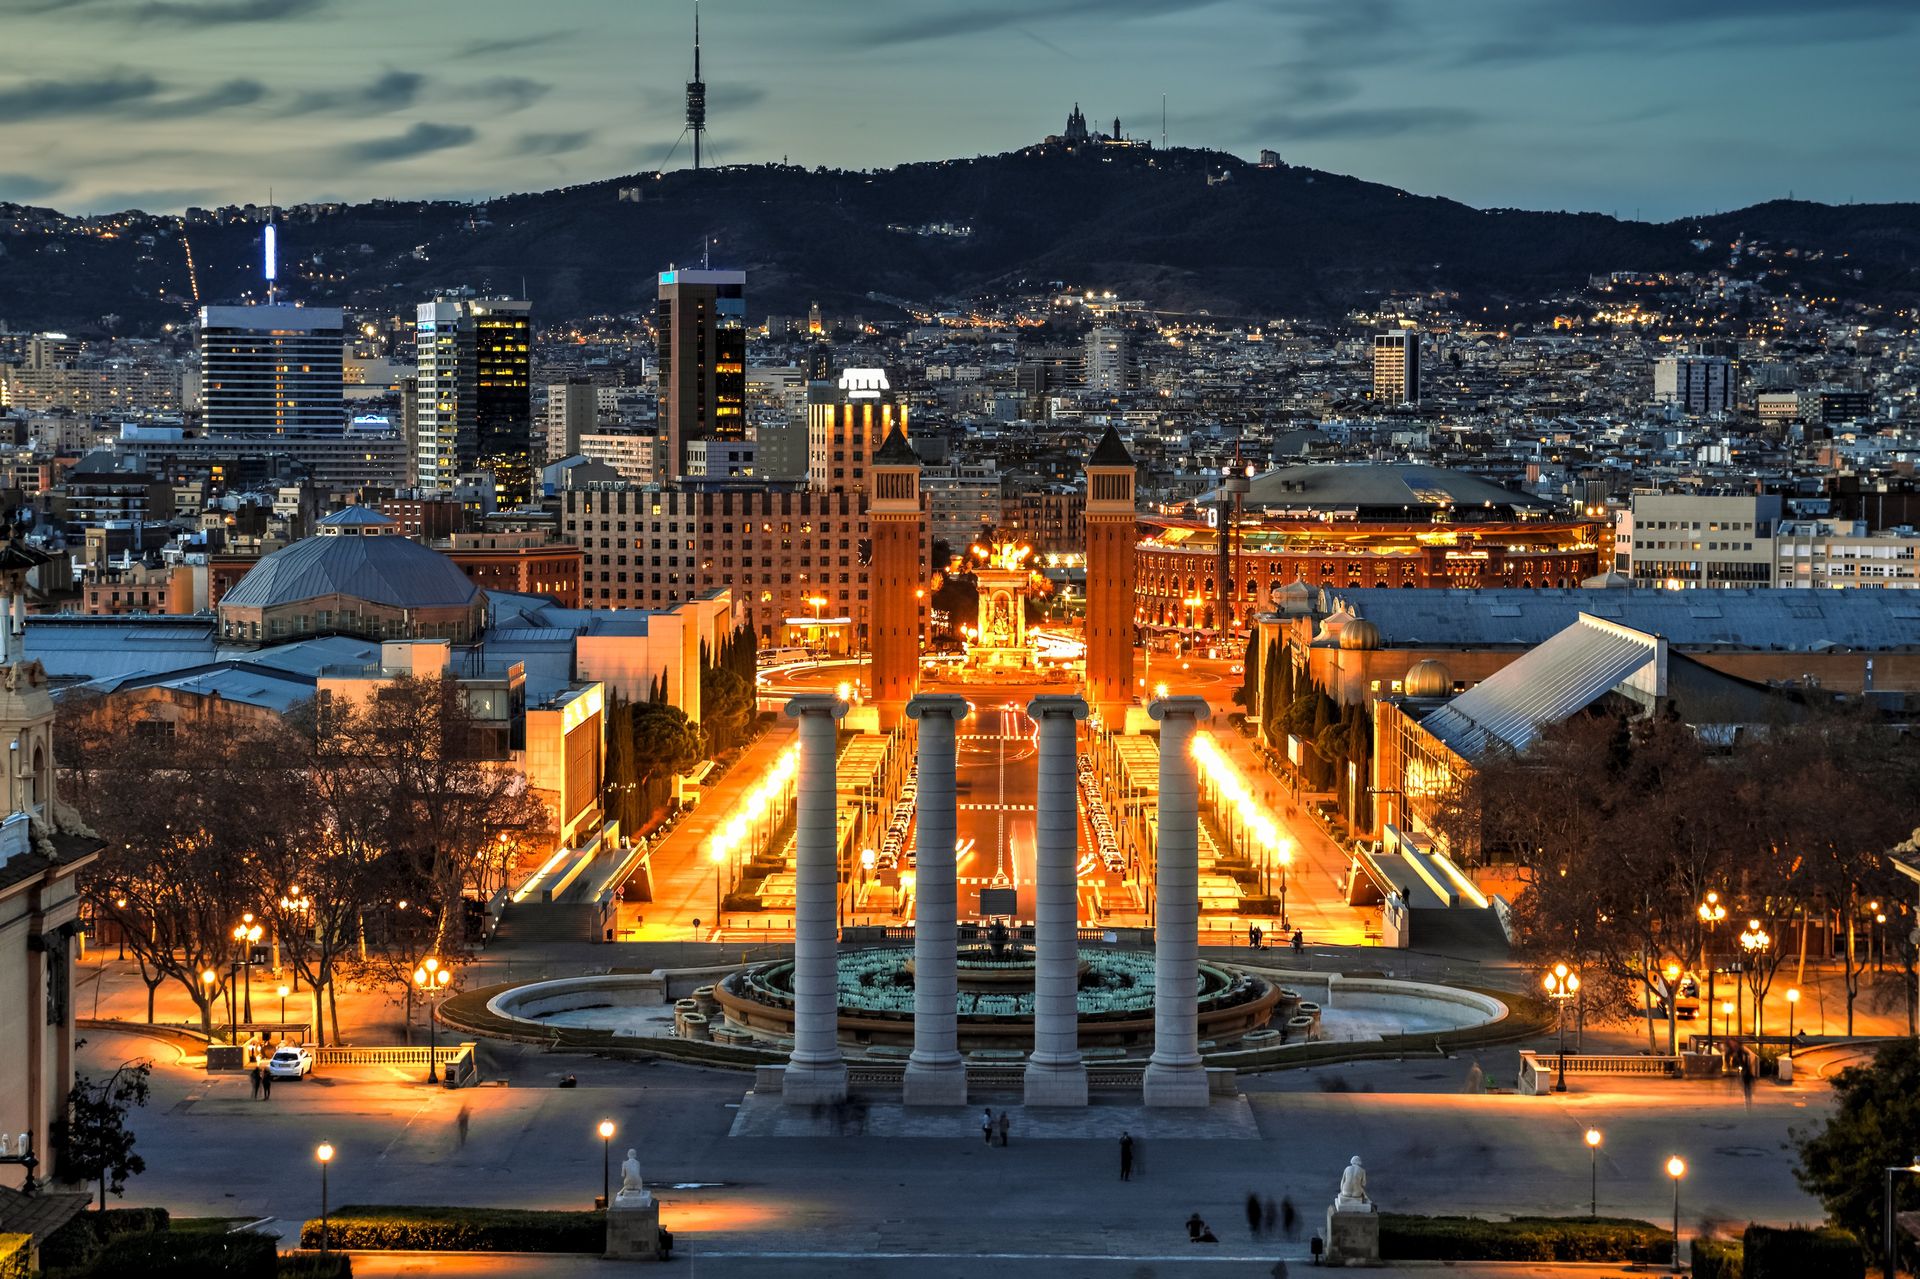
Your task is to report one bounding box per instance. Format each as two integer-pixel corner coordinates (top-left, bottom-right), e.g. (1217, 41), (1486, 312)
(781, 693), (849, 1105)
(902, 694), (971, 1105)
(1143, 695), (1212, 1107)
(1025, 694), (1089, 1107)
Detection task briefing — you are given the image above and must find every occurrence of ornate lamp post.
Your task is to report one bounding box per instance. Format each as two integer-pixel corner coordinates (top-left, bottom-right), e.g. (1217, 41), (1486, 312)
(1543, 963), (1581, 1092)
(412, 957), (452, 1083)
(1584, 1128), (1602, 1217)
(316, 1143), (335, 1254)
(232, 914), (263, 1024)
(1739, 919), (1771, 1040)
(1697, 892), (1726, 1049)
(1666, 1156), (1686, 1273)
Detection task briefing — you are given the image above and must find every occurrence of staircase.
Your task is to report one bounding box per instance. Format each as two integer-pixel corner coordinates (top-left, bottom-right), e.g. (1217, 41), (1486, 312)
(492, 900), (604, 945)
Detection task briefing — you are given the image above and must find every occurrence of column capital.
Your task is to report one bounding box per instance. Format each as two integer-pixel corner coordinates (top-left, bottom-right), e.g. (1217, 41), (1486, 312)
(1026, 694), (1089, 722)
(905, 693), (972, 723)
(784, 694), (849, 722)
(1147, 695), (1212, 724)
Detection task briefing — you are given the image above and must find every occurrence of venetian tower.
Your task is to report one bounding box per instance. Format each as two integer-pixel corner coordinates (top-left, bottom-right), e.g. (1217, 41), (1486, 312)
(1083, 426), (1138, 723)
(868, 426), (924, 728)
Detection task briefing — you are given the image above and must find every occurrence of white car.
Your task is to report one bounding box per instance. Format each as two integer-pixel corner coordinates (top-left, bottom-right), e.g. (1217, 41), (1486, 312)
(267, 1046), (314, 1080)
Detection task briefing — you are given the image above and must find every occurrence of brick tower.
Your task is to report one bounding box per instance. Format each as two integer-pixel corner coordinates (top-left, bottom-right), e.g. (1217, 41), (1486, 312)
(1083, 425), (1138, 724)
(868, 426), (924, 728)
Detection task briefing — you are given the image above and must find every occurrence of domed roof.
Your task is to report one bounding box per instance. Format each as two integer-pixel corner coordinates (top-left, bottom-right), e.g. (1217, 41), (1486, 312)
(221, 527), (478, 611)
(1404, 659), (1452, 699)
(1338, 617), (1382, 651)
(1313, 608), (1354, 645)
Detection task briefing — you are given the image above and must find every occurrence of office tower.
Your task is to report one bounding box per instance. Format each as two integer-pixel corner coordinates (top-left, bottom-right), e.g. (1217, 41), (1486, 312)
(545, 377), (599, 463)
(1653, 354), (1734, 417)
(398, 375), (421, 488)
(1083, 426), (1138, 724)
(1085, 325), (1130, 393)
(197, 304), (345, 436)
(656, 268), (746, 481)
(808, 368), (905, 495)
(868, 427), (924, 728)
(1372, 330), (1420, 405)
(413, 298), (532, 498)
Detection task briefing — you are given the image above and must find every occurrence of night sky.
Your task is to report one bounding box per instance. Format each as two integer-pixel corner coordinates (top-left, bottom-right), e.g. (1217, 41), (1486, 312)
(1, 0), (1913, 218)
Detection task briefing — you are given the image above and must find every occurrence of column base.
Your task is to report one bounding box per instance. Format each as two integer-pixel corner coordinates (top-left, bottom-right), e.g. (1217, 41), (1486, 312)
(1323, 1203), (1382, 1266)
(604, 1192), (661, 1260)
(780, 1062), (849, 1106)
(1023, 1061), (1088, 1107)
(902, 1059), (968, 1106)
(1141, 1061), (1210, 1108)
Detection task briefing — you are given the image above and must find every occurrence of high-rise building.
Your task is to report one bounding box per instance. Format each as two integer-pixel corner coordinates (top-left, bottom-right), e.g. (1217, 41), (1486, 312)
(1652, 354), (1734, 417)
(1372, 330), (1420, 405)
(868, 427), (924, 728)
(1085, 326), (1130, 393)
(545, 377), (600, 463)
(808, 368), (905, 495)
(412, 298), (532, 500)
(656, 269), (746, 481)
(1083, 426), (1138, 724)
(198, 304), (344, 436)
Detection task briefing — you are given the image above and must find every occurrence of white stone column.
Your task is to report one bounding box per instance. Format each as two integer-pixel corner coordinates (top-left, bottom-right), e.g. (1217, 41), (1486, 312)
(1025, 694), (1089, 1107)
(781, 693), (849, 1105)
(903, 693), (970, 1106)
(1143, 695), (1212, 1107)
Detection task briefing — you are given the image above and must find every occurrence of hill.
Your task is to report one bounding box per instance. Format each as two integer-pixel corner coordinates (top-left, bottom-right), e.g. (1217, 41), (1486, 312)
(4, 146), (1919, 334)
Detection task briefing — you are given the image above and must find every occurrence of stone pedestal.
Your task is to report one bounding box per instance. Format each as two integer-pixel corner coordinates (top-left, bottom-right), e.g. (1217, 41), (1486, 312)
(605, 1190), (661, 1261)
(1142, 695), (1212, 1108)
(903, 694), (971, 1106)
(1323, 1203), (1381, 1267)
(782, 694), (850, 1105)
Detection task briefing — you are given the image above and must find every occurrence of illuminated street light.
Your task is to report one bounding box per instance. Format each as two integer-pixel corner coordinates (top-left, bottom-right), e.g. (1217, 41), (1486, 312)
(1542, 963), (1581, 1093)
(1584, 1128), (1602, 1217)
(710, 841), (728, 928)
(1739, 919), (1771, 1039)
(1666, 1156), (1685, 1273)
(412, 957), (452, 1083)
(598, 1120), (616, 1207)
(1786, 986), (1799, 1041)
(317, 1142), (335, 1255)
(1697, 892), (1727, 1050)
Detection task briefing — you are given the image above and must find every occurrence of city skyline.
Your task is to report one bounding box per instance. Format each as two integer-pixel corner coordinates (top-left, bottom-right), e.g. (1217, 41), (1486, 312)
(2, 0), (1917, 219)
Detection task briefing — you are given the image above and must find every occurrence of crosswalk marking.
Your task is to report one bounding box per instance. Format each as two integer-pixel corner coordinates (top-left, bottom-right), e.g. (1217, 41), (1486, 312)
(958, 802), (1034, 811)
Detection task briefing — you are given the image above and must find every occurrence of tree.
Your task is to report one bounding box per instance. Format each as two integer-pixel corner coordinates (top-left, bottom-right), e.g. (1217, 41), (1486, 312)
(54, 1060), (152, 1209)
(700, 665), (753, 756)
(1795, 1038), (1920, 1257)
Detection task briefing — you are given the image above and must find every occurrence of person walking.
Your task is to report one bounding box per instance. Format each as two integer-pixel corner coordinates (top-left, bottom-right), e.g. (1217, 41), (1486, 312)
(260, 1067), (272, 1100)
(457, 1103), (471, 1147)
(1292, 929), (1305, 956)
(1246, 1192), (1263, 1237)
(1186, 1212), (1206, 1242)
(995, 1111), (1010, 1147)
(981, 1109), (994, 1145)
(250, 1066), (262, 1101)
(1263, 1196), (1278, 1235)
(1739, 1053), (1754, 1109)
(1119, 1132), (1134, 1181)
(1281, 1196), (1297, 1239)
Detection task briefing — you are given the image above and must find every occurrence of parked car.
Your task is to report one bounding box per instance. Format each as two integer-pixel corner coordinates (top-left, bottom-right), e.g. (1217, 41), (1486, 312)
(268, 1045), (314, 1079)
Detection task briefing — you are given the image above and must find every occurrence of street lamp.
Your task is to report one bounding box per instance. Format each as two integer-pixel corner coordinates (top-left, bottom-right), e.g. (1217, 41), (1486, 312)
(710, 842), (727, 930)
(316, 1142), (334, 1255)
(1786, 986), (1800, 1042)
(1584, 1128), (1602, 1218)
(1543, 963), (1581, 1093)
(598, 1120), (615, 1208)
(1739, 919), (1771, 1040)
(1662, 962), (1683, 1056)
(200, 968), (220, 1040)
(1277, 838), (1294, 932)
(232, 914), (263, 1024)
(1885, 1156), (1920, 1279)
(114, 896), (127, 959)
(1666, 1156), (1686, 1273)
(1697, 892), (1727, 1049)
(277, 984), (290, 1031)
(412, 957), (452, 1083)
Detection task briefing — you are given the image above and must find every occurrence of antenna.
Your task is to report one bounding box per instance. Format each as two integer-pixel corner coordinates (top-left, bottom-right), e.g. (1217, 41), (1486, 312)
(686, 0), (707, 171)
(1161, 94), (1167, 150)
(263, 187), (278, 305)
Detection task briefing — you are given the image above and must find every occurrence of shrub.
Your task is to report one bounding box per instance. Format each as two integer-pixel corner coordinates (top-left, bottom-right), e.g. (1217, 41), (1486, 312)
(38, 1207), (173, 1271)
(89, 1231), (275, 1279)
(1693, 1235), (1744, 1279)
(278, 1253), (353, 1279)
(1742, 1224), (1862, 1279)
(1379, 1214), (1670, 1262)
(297, 1206), (603, 1253)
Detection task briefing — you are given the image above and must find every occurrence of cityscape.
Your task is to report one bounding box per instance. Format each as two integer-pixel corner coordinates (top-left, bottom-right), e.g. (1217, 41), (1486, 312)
(5, 3), (1920, 1278)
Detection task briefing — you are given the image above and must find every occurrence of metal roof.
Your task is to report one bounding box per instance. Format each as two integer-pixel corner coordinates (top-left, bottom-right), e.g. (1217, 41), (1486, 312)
(1421, 615), (1664, 758)
(24, 617), (216, 680)
(89, 661), (318, 713)
(221, 531), (478, 610)
(1322, 586), (1920, 652)
(1207, 463), (1551, 511)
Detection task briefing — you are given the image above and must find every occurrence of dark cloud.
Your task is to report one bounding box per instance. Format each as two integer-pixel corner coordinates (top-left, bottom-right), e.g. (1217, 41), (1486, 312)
(0, 174), (65, 201)
(83, 187), (220, 213)
(858, 0), (1227, 47)
(293, 70), (424, 114)
(468, 77), (551, 112)
(340, 122), (476, 164)
(143, 78), (268, 119)
(457, 31), (575, 59)
(129, 0), (326, 23)
(1258, 106), (1480, 142)
(513, 130), (595, 158)
(0, 72), (160, 122)
(1456, 0), (1916, 65)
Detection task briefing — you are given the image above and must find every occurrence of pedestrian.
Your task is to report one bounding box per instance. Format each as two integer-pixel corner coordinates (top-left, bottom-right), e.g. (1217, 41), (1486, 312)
(1249, 924), (1263, 950)
(1246, 1191), (1263, 1237)
(1739, 1054), (1754, 1109)
(1464, 1061), (1484, 1094)
(1186, 1212), (1206, 1242)
(261, 1067), (272, 1100)
(1263, 1195), (1278, 1235)
(1270, 1262), (1290, 1279)
(250, 1066), (262, 1100)
(1119, 1132), (1134, 1181)
(1281, 1196), (1297, 1239)
(457, 1103), (471, 1147)
(996, 1110), (1010, 1147)
(1292, 929), (1305, 956)
(981, 1108), (994, 1145)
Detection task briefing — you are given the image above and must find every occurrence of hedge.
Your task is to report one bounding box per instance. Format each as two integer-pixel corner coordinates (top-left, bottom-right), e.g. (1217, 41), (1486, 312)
(1742, 1224), (1862, 1279)
(39, 1207), (173, 1272)
(278, 1253), (353, 1278)
(1693, 1236), (1744, 1279)
(88, 1231), (276, 1279)
(1379, 1214), (1670, 1262)
(0, 1234), (28, 1279)
(298, 1206), (604, 1252)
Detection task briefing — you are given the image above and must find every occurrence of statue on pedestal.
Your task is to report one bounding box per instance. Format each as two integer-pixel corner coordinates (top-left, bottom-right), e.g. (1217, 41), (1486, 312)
(616, 1148), (651, 1204)
(1335, 1156), (1371, 1211)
